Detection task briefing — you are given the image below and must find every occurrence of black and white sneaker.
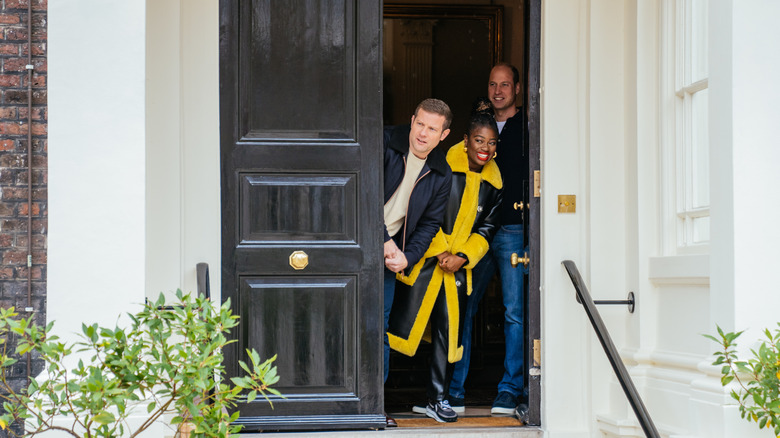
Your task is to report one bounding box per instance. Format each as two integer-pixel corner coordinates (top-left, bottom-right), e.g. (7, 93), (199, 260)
(411, 404), (427, 414)
(425, 400), (458, 423)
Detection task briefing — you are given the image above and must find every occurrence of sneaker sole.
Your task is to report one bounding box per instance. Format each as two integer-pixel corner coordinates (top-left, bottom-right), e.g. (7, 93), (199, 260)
(451, 405), (465, 413)
(426, 406), (458, 423)
(491, 406), (516, 416)
(411, 405), (426, 414)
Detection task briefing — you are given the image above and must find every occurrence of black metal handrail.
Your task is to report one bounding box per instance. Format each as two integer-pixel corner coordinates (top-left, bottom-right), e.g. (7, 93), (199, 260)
(562, 260), (660, 438)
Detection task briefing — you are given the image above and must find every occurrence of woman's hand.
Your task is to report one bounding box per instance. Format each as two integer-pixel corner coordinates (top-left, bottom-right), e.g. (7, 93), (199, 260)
(438, 252), (466, 273)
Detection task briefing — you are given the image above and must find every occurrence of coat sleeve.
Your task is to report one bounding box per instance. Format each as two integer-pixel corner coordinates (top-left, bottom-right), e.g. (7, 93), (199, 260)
(459, 186), (503, 270)
(402, 169), (452, 271)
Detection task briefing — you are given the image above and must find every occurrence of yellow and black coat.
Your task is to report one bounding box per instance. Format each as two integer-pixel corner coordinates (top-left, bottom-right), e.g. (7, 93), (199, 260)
(387, 142), (503, 362)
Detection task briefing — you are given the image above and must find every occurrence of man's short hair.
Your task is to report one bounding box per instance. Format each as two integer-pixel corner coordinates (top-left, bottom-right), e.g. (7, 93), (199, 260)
(493, 62), (520, 86)
(414, 98), (453, 131)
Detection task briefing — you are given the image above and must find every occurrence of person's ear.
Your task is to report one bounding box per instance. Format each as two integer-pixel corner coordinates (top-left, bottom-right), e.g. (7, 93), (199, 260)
(514, 82), (521, 96)
(440, 128), (451, 142)
(463, 133), (468, 143)
(410, 114), (416, 124)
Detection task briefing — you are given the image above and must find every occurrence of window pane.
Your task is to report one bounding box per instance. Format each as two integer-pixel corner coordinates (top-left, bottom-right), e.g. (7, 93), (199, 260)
(691, 88), (709, 208)
(693, 216), (710, 243)
(690, 0), (708, 82)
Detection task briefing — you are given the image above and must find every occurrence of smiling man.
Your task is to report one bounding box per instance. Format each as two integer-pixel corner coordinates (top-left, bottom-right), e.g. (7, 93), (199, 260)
(382, 98), (453, 426)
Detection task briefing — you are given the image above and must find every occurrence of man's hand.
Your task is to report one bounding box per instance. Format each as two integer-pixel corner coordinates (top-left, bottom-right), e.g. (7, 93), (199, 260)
(385, 251), (408, 273)
(384, 239), (399, 260)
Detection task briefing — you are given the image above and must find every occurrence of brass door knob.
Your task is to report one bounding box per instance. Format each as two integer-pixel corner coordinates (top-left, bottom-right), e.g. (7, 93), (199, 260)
(511, 251), (530, 268)
(289, 251), (309, 270)
(513, 201), (524, 211)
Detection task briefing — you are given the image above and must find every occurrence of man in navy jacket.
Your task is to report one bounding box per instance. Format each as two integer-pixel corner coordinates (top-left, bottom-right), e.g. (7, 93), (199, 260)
(383, 98), (453, 426)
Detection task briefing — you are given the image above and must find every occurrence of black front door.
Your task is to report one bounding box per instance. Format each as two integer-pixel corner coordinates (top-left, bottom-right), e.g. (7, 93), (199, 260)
(219, 0), (384, 431)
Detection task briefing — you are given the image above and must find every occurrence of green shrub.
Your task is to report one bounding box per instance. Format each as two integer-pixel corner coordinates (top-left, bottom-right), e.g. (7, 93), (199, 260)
(706, 325), (780, 437)
(0, 291), (279, 437)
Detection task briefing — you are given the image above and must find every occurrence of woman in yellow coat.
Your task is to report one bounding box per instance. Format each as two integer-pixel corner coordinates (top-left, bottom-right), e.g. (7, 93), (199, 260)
(387, 106), (503, 422)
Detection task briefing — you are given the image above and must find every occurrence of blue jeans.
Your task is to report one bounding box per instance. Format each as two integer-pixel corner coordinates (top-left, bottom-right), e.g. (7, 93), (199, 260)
(383, 268), (397, 383)
(449, 224), (526, 399)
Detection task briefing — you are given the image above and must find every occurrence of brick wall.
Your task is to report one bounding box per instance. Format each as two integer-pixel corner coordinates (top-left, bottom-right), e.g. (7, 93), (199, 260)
(0, 0), (47, 432)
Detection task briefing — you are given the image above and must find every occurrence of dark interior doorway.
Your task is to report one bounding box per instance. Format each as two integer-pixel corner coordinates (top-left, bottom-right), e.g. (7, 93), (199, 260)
(382, 3), (539, 424)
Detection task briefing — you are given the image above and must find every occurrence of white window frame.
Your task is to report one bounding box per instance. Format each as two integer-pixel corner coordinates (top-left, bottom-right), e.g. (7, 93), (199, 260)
(661, 0), (710, 255)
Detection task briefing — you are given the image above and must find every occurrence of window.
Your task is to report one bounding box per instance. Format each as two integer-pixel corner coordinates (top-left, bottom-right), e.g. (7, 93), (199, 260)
(663, 0), (709, 253)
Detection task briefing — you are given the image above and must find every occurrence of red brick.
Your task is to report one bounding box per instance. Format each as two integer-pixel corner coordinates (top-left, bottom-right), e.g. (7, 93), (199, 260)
(22, 73), (45, 88)
(0, 140), (15, 151)
(32, 250), (45, 264)
(0, 154), (26, 169)
(16, 234), (45, 249)
(0, 122), (23, 136)
(16, 169), (46, 185)
(4, 28), (28, 42)
(20, 43), (45, 56)
(3, 89), (47, 104)
(30, 122), (46, 136)
(0, 203), (15, 217)
(1, 187), (47, 201)
(16, 266), (42, 280)
(0, 234), (13, 248)
(0, 268), (13, 280)
(0, 44), (19, 55)
(5, 0), (47, 11)
(18, 107), (46, 120)
(0, 108), (17, 119)
(3, 57), (46, 73)
(18, 202), (41, 216)
(0, 74), (22, 87)
(0, 14), (21, 25)
(2, 250), (27, 265)
(0, 169), (16, 184)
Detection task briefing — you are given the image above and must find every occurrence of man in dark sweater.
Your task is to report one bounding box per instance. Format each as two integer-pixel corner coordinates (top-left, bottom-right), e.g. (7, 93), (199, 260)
(448, 63), (529, 416)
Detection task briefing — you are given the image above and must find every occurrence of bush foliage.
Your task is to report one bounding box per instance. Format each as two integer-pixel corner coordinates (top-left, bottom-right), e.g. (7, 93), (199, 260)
(0, 291), (279, 437)
(706, 325), (780, 437)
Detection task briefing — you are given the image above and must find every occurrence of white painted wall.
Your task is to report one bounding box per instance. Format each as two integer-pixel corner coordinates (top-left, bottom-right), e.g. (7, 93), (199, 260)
(542, 0), (780, 437)
(48, 0), (147, 345)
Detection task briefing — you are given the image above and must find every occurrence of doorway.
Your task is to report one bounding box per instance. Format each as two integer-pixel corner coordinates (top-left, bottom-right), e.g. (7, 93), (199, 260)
(382, 1), (541, 427)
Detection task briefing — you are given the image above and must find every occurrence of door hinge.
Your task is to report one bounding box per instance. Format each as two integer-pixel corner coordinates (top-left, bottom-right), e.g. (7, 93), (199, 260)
(533, 170), (540, 197)
(533, 338), (541, 367)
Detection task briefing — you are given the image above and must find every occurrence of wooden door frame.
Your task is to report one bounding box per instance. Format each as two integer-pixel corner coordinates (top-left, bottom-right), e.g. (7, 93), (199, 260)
(525, 0), (542, 427)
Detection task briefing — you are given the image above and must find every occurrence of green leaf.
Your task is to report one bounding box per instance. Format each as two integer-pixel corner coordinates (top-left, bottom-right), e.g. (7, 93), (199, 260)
(147, 402), (156, 413)
(93, 411), (116, 424)
(247, 390), (257, 402)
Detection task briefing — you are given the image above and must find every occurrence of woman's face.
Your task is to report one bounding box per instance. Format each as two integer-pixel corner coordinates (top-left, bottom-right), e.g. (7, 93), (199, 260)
(465, 126), (498, 172)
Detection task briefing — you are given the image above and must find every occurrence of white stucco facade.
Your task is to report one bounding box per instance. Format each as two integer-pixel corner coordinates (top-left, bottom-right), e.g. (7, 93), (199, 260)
(46, 1), (780, 437)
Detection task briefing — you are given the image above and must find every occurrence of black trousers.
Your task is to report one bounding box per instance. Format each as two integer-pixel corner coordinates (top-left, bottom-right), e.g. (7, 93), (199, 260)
(427, 279), (468, 402)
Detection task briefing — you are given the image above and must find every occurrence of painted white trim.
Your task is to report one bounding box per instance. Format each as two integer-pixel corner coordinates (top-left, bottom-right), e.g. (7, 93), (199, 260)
(648, 254), (709, 285)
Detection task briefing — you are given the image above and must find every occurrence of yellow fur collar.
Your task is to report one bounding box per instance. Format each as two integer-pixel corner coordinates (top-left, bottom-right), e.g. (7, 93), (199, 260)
(447, 141), (503, 190)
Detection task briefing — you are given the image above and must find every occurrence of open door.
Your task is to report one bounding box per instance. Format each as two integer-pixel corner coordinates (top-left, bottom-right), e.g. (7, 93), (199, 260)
(219, 1), (385, 431)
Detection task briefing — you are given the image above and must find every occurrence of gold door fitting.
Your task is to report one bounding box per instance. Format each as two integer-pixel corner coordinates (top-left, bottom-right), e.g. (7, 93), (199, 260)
(513, 201), (524, 211)
(289, 251), (309, 270)
(511, 251), (529, 268)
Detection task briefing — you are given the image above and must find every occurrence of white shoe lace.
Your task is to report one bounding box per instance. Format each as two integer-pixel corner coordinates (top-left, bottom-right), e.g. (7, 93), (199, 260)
(440, 400), (452, 410)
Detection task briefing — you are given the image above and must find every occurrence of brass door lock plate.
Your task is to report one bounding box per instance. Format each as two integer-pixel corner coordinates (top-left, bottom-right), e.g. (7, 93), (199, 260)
(558, 195), (576, 213)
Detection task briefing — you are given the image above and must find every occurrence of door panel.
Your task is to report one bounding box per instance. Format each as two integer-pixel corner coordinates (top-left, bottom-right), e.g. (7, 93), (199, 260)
(220, 0), (384, 431)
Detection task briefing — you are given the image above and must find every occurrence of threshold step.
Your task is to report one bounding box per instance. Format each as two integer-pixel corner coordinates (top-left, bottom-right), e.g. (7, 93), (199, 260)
(240, 426), (543, 437)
